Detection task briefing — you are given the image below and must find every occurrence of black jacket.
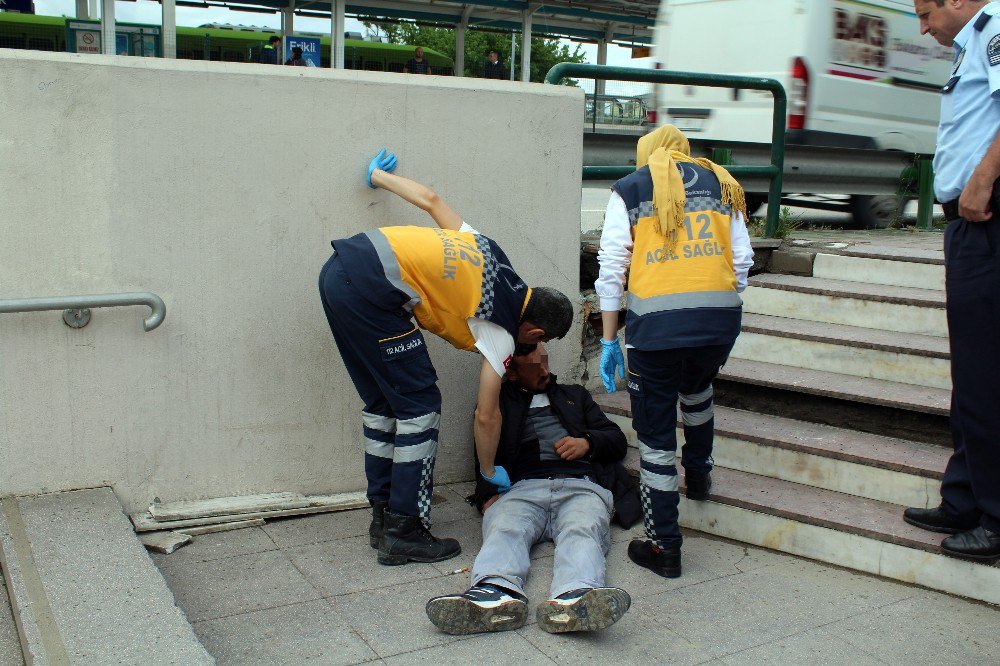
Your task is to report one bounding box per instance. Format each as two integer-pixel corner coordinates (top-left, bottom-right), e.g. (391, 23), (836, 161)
(483, 60), (506, 79)
(471, 377), (641, 527)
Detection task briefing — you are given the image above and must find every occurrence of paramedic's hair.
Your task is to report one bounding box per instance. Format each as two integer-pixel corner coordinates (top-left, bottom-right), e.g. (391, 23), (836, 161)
(523, 287), (573, 339)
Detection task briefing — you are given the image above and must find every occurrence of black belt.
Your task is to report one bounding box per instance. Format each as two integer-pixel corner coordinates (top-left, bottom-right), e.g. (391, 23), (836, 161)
(942, 199), (960, 221)
(548, 473), (590, 481)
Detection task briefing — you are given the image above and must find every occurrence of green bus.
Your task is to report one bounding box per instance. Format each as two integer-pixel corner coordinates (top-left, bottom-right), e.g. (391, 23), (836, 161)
(0, 12), (454, 73)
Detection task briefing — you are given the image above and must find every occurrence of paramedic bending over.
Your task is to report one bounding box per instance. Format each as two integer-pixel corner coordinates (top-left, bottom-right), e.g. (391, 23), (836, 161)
(319, 149), (574, 568)
(595, 125), (753, 580)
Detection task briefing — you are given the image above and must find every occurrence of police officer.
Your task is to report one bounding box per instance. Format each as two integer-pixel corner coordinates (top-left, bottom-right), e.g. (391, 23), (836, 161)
(903, 0), (1000, 561)
(319, 149), (574, 566)
(595, 126), (753, 578)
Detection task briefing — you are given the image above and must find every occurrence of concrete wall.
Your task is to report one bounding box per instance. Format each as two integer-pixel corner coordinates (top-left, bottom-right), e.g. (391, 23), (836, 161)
(0, 50), (584, 512)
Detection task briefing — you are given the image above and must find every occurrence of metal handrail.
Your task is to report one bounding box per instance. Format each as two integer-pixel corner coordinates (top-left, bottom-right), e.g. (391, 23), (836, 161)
(545, 63), (787, 237)
(0, 292), (166, 332)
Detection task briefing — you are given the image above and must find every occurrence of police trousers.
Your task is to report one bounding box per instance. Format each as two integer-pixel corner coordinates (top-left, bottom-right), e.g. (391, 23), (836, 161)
(626, 343), (734, 547)
(942, 215), (1000, 533)
(319, 251), (441, 522)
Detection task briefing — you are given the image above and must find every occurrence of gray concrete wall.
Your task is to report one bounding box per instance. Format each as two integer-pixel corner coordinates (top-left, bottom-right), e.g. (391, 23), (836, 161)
(0, 50), (584, 512)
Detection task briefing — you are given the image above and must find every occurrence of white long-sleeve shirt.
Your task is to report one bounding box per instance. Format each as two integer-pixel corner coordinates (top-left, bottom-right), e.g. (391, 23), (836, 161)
(595, 191), (754, 312)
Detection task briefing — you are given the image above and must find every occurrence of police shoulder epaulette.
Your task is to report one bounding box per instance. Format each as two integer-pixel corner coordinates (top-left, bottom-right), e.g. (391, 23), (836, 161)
(975, 12), (992, 32)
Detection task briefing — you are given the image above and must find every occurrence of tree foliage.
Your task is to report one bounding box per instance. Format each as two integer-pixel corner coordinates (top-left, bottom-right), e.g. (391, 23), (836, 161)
(367, 21), (586, 83)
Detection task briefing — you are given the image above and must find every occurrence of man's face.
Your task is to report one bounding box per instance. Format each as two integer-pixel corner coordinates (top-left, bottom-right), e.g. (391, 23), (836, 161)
(509, 345), (551, 392)
(415, 48), (424, 59)
(489, 52), (498, 63)
(913, 0), (975, 47)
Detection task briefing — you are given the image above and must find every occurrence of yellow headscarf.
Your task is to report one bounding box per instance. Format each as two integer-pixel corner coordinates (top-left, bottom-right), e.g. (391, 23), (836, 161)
(636, 125), (747, 247)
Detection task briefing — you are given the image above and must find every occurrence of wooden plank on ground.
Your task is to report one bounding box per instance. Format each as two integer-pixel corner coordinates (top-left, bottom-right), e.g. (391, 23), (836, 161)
(179, 519), (265, 536)
(131, 491), (369, 532)
(149, 492), (310, 522)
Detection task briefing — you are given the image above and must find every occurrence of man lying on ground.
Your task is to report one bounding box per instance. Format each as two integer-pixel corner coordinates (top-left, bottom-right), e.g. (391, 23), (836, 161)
(425, 342), (632, 634)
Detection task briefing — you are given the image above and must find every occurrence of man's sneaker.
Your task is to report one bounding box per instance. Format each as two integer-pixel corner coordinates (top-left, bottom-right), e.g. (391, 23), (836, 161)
(369, 498), (388, 549)
(425, 584), (527, 635)
(536, 587), (631, 633)
(377, 512), (461, 565)
(627, 539), (681, 578)
(685, 471), (712, 501)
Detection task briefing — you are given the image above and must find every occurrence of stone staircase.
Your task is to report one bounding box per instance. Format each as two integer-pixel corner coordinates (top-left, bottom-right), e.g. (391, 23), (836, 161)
(595, 245), (1000, 606)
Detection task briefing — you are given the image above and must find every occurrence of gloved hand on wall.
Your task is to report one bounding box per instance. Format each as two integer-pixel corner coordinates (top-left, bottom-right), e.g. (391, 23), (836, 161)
(366, 148), (398, 188)
(600, 338), (626, 393)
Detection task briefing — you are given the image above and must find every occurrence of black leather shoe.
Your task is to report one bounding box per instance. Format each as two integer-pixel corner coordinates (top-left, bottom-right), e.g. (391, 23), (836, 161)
(627, 539), (681, 578)
(378, 512), (461, 565)
(685, 471), (712, 501)
(369, 498), (389, 549)
(942, 526), (1000, 562)
(903, 506), (978, 534)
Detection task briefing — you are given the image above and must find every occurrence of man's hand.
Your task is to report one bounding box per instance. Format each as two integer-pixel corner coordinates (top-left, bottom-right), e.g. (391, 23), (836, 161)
(480, 465), (511, 492)
(554, 436), (590, 461)
(366, 148), (398, 189)
(482, 495), (500, 513)
(959, 173), (995, 222)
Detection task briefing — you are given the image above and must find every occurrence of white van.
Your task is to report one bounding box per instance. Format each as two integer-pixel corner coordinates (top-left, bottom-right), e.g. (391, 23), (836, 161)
(653, 0), (954, 223)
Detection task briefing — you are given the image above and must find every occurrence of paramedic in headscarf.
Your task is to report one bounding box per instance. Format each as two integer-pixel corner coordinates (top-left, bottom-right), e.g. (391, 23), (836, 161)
(594, 124), (754, 579)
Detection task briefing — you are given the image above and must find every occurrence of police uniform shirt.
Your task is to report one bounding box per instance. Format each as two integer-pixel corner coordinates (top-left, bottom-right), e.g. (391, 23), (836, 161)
(595, 190), (755, 319)
(934, 3), (1000, 203)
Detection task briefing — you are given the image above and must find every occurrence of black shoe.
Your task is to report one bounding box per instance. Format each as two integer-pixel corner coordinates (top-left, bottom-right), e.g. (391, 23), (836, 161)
(941, 526), (1000, 562)
(903, 506), (978, 535)
(685, 471), (712, 501)
(369, 499), (388, 549)
(426, 584), (527, 635)
(536, 587), (631, 633)
(627, 539), (681, 578)
(377, 512), (461, 565)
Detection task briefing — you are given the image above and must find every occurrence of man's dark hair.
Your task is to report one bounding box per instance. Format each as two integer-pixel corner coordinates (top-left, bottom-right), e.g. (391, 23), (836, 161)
(489, 50), (499, 56)
(523, 287), (573, 339)
(513, 342), (537, 357)
(269, 35), (281, 44)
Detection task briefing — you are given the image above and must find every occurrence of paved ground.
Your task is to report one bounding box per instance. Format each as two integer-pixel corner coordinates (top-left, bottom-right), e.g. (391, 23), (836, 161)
(150, 481), (999, 665)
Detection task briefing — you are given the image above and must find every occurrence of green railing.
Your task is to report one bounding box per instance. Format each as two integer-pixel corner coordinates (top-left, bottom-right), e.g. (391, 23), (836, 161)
(545, 63), (787, 237)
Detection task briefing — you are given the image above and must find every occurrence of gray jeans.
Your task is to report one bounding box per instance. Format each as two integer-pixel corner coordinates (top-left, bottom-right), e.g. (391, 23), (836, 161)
(472, 477), (614, 599)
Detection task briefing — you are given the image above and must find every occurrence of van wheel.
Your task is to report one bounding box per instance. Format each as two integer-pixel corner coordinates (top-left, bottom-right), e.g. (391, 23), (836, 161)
(849, 194), (907, 229)
(745, 194), (767, 216)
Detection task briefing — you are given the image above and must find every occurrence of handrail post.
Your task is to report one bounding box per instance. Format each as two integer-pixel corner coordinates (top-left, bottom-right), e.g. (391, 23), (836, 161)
(917, 159), (935, 231)
(545, 63), (787, 238)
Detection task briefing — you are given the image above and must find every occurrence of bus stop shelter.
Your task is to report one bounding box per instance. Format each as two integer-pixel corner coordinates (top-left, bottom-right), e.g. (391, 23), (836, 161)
(75, 0), (658, 79)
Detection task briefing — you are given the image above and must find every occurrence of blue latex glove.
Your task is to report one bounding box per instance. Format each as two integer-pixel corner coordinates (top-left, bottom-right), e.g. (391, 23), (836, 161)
(480, 465), (511, 493)
(600, 338), (626, 393)
(366, 148), (398, 188)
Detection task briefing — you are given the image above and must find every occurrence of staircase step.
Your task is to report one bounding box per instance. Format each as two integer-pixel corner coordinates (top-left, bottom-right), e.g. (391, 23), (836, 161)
(734, 314), (951, 390)
(744, 274), (947, 337)
(622, 453), (1000, 606)
(596, 395), (946, 507)
(0, 488), (212, 665)
(741, 313), (949, 359)
(813, 253), (944, 291)
(839, 245), (944, 265)
(719, 358), (950, 415)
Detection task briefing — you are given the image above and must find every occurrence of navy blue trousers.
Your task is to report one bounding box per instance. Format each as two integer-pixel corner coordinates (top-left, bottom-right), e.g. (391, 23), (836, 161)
(319, 252), (442, 521)
(627, 342), (734, 547)
(942, 217), (1000, 534)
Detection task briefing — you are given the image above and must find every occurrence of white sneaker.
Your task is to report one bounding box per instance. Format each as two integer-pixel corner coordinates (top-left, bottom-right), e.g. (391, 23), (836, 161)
(536, 587), (631, 633)
(426, 583), (528, 635)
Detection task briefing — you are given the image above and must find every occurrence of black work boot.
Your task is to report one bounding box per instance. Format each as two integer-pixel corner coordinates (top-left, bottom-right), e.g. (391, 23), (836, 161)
(627, 539), (681, 578)
(369, 499), (389, 549)
(685, 471), (712, 501)
(377, 512), (461, 565)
